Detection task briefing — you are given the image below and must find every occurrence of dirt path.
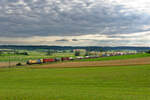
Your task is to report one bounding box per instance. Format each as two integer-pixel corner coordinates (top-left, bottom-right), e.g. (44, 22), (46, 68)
(31, 57), (150, 68)
(0, 62), (18, 68)
(1, 57), (150, 68)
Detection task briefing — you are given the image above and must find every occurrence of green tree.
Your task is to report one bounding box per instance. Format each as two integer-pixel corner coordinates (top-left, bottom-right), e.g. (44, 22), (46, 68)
(146, 50), (150, 54)
(85, 50), (89, 56)
(47, 49), (54, 56)
(99, 48), (103, 52)
(75, 51), (80, 56)
(0, 51), (3, 56)
(24, 52), (29, 55)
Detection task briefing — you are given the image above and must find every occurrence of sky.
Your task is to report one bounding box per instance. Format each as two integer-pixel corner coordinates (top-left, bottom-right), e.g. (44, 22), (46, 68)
(0, 0), (150, 46)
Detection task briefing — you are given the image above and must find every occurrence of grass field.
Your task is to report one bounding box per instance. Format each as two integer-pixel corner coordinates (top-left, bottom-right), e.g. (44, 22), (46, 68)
(79, 53), (150, 61)
(0, 52), (74, 62)
(0, 65), (150, 100)
(0, 52), (150, 63)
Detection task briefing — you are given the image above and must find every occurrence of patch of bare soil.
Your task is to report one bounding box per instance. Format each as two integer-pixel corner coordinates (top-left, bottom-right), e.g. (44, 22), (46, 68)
(0, 62), (20, 68)
(31, 57), (150, 68)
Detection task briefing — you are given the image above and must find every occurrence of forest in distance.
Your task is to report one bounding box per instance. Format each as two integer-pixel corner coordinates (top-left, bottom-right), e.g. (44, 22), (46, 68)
(0, 45), (150, 51)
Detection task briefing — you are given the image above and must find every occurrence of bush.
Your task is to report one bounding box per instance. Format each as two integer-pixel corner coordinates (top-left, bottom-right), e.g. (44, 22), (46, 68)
(75, 51), (80, 56)
(16, 63), (22, 66)
(146, 50), (150, 54)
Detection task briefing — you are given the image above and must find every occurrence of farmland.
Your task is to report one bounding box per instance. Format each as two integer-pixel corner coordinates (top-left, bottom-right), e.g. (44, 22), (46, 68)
(0, 49), (149, 63)
(79, 53), (150, 61)
(0, 47), (150, 100)
(0, 65), (150, 100)
(30, 57), (150, 68)
(0, 50), (75, 62)
(0, 51), (150, 68)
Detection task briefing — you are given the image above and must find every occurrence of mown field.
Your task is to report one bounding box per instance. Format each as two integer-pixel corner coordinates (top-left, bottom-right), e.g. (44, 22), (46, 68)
(0, 51), (74, 62)
(0, 65), (150, 100)
(79, 53), (150, 61)
(0, 51), (150, 63)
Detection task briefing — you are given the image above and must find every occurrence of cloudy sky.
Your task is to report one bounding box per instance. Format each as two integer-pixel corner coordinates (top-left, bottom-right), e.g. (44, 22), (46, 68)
(0, 0), (150, 46)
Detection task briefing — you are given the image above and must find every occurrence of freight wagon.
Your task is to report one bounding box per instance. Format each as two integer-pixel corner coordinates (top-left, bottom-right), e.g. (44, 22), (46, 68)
(43, 58), (55, 63)
(61, 57), (70, 61)
(76, 56), (84, 59)
(69, 57), (74, 60)
(55, 58), (61, 62)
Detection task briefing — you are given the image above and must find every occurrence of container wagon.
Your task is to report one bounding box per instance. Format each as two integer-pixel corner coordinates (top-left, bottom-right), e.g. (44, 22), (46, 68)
(69, 57), (74, 60)
(55, 58), (61, 62)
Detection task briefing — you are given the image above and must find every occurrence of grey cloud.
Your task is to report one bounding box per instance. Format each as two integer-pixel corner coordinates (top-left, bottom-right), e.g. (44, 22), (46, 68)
(72, 39), (78, 41)
(55, 39), (69, 42)
(0, 0), (150, 38)
(0, 0), (150, 46)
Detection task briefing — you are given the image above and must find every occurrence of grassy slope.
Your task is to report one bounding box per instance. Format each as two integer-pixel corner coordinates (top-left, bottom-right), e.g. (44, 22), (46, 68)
(0, 53), (150, 63)
(0, 52), (74, 62)
(79, 53), (150, 61)
(0, 65), (150, 100)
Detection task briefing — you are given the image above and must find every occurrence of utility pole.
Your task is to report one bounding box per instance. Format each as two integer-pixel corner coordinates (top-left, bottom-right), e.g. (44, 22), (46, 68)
(8, 55), (11, 68)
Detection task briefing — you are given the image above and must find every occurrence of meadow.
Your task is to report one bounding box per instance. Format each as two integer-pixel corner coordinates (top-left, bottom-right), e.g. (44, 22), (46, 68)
(0, 50), (74, 62)
(0, 49), (150, 63)
(0, 65), (150, 100)
(79, 53), (150, 61)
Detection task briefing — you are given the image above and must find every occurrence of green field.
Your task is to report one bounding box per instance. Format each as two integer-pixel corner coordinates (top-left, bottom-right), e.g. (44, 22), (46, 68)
(0, 65), (150, 100)
(0, 51), (150, 63)
(79, 53), (150, 61)
(0, 50), (74, 62)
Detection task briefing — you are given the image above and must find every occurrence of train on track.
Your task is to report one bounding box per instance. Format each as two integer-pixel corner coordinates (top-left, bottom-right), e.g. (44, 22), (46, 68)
(26, 52), (137, 65)
(26, 56), (97, 65)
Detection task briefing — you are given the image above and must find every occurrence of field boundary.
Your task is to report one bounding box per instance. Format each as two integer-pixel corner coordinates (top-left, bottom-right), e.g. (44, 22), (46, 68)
(30, 57), (150, 68)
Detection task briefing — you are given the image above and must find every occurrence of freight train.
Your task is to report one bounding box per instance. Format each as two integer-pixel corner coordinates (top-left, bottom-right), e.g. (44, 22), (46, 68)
(26, 52), (137, 65)
(26, 56), (97, 65)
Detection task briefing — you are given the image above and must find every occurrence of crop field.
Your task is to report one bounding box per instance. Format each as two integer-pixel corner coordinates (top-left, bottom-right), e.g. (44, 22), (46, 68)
(0, 49), (150, 100)
(0, 50), (74, 62)
(0, 65), (150, 100)
(0, 53), (150, 68)
(79, 53), (150, 61)
(0, 49), (148, 63)
(30, 57), (150, 68)
(0, 50), (149, 63)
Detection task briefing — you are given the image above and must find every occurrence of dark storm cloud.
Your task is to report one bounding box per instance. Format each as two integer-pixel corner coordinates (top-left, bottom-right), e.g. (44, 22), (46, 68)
(0, 0), (150, 38)
(55, 39), (69, 42)
(72, 39), (78, 41)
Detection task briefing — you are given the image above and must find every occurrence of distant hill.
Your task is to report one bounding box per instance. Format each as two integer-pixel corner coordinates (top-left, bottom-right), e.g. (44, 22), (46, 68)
(0, 45), (150, 51)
